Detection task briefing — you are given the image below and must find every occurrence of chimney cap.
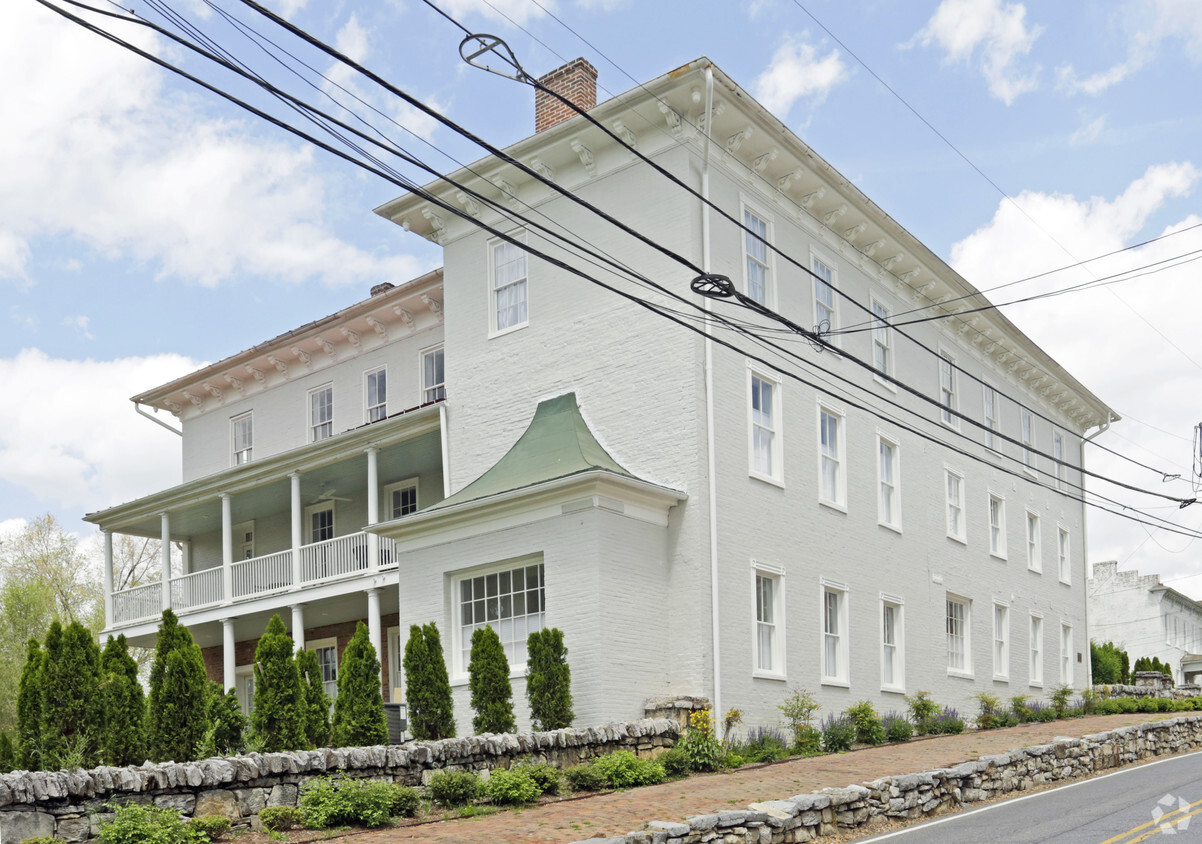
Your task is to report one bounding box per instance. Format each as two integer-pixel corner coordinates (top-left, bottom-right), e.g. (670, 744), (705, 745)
(370, 282), (395, 296)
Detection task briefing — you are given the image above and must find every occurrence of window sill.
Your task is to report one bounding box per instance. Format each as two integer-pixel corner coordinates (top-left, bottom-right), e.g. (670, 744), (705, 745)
(1029, 681), (1044, 689)
(947, 533), (967, 546)
(873, 374), (897, 393)
(878, 521), (903, 535)
(749, 471), (785, 490)
(993, 674), (1010, 683)
(752, 670), (787, 682)
(488, 322), (529, 340)
(880, 684), (906, 695)
(990, 552), (1007, 562)
(1028, 566), (1043, 575)
(946, 668), (974, 680)
(819, 499), (848, 515)
(1059, 578), (1072, 587)
(940, 417), (960, 432)
(820, 678), (850, 689)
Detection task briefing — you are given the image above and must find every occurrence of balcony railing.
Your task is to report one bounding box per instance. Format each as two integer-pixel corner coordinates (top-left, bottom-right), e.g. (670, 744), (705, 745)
(109, 530), (394, 628)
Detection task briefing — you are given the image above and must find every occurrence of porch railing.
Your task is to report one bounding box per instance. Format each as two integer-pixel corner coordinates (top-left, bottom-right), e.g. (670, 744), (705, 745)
(170, 567), (223, 612)
(232, 550), (293, 598)
(112, 582), (161, 624)
(300, 532), (371, 583)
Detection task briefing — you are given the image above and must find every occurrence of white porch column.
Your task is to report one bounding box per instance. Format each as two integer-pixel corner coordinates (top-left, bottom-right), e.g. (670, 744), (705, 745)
(160, 512), (171, 611)
(221, 493), (233, 602)
(291, 603), (306, 652)
(291, 472), (302, 587)
(102, 530), (114, 629)
(366, 587), (382, 683)
(366, 447), (379, 569)
(221, 618), (236, 692)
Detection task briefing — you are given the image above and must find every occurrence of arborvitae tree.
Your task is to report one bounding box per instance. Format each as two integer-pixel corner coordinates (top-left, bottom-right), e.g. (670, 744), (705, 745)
(403, 623), (455, 741)
(251, 615), (305, 752)
(208, 684), (247, 755)
(296, 649), (331, 748)
(16, 639), (44, 770)
(41, 620), (102, 769)
(330, 622), (387, 747)
(0, 732), (16, 773)
(526, 628), (574, 731)
(100, 634), (146, 766)
(146, 611), (209, 762)
(468, 625), (515, 735)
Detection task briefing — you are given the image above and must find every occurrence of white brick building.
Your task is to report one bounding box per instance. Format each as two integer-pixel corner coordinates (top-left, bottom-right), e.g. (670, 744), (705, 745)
(88, 57), (1114, 732)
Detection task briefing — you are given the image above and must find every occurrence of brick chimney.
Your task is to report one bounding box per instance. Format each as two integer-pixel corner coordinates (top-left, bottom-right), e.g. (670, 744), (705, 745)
(535, 58), (598, 133)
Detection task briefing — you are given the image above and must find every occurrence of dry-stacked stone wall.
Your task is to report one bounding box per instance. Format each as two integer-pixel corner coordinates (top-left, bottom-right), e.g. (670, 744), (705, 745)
(575, 715), (1202, 844)
(0, 718), (679, 842)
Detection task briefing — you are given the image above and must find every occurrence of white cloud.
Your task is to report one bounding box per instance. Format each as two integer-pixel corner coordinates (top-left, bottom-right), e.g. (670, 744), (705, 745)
(439, 0), (553, 26)
(1069, 115), (1106, 147)
(0, 350), (201, 514)
(753, 36), (847, 116)
(947, 165), (1202, 595)
(63, 315), (94, 341)
(335, 14), (371, 64)
(913, 0), (1043, 104)
(0, 2), (422, 289)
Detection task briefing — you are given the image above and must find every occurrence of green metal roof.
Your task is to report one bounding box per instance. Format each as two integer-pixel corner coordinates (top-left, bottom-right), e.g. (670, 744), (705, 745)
(428, 393), (639, 511)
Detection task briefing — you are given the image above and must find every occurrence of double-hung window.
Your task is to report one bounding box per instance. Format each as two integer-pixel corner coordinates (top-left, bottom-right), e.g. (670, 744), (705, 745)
(1058, 528), (1071, 584)
(385, 479), (419, 519)
(1053, 430), (1065, 489)
(946, 595), (971, 675)
(945, 468), (966, 542)
(743, 208), (771, 306)
(938, 351), (957, 427)
(1060, 624), (1073, 684)
(1021, 409), (1036, 472)
(749, 368), (781, 483)
(988, 494), (1006, 558)
(231, 412), (253, 465)
(753, 564), (785, 678)
(1030, 614), (1044, 685)
(309, 384), (333, 442)
(881, 598), (904, 691)
(422, 346), (445, 403)
(818, 405), (845, 508)
(813, 257), (837, 333)
(365, 367), (387, 423)
(871, 296), (893, 380)
(983, 386), (1000, 451)
(308, 639), (339, 701)
(878, 435), (901, 530)
(492, 234), (529, 333)
(821, 584), (848, 684)
(1026, 511), (1042, 572)
(993, 603), (1009, 680)
(457, 560), (545, 674)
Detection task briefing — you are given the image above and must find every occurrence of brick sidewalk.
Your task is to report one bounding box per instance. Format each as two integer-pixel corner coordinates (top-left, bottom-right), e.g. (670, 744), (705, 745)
(346, 712), (1181, 844)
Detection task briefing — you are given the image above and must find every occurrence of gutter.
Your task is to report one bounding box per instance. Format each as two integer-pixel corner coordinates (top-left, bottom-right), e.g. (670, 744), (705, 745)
(134, 401), (182, 436)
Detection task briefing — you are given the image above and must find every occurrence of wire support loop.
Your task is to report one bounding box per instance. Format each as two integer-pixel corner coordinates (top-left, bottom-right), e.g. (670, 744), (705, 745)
(459, 33), (530, 82)
(691, 274), (736, 299)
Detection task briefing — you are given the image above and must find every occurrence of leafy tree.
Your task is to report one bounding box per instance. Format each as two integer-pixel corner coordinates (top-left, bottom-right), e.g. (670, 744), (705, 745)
(146, 610), (209, 761)
(100, 634), (146, 766)
(330, 622), (388, 747)
(41, 620), (102, 769)
(1091, 640), (1128, 685)
(526, 628), (573, 731)
(250, 615), (305, 752)
(403, 623), (455, 741)
(0, 731), (16, 773)
(16, 638), (44, 770)
(208, 684), (247, 755)
(468, 625), (515, 735)
(296, 649), (331, 748)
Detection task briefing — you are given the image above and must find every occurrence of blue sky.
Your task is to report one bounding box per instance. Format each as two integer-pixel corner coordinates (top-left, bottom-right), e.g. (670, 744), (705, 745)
(4, 0), (1201, 590)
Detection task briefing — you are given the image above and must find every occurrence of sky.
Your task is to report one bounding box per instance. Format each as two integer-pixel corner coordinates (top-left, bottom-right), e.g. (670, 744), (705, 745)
(3, 0), (1201, 594)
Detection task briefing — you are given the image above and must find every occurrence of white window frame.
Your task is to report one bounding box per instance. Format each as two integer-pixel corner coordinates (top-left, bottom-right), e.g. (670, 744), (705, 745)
(452, 557), (545, 680)
(365, 366), (387, 423)
(741, 200), (774, 308)
(307, 636), (339, 703)
(1057, 526), (1071, 585)
(946, 594), (973, 677)
(1060, 623), (1074, 685)
(490, 231), (529, 336)
(877, 433), (901, 532)
(988, 492), (1007, 559)
(993, 601), (1010, 681)
(880, 595), (905, 693)
(752, 562), (786, 680)
(235, 664), (255, 715)
(1026, 510), (1042, 573)
(386, 625), (404, 702)
(231, 411), (253, 466)
(870, 294), (895, 387)
(384, 478), (420, 520)
(1021, 409), (1036, 474)
(811, 248), (839, 340)
(1030, 613), (1044, 687)
(938, 349), (958, 428)
(817, 402), (847, 511)
(945, 467), (966, 544)
(748, 365), (784, 486)
(983, 385), (1000, 453)
(304, 501), (335, 544)
(821, 581), (849, 687)
(309, 383), (333, 442)
(1053, 429), (1066, 490)
(421, 344), (446, 403)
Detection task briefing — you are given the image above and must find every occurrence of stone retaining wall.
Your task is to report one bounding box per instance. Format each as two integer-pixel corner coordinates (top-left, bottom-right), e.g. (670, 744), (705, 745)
(576, 715), (1202, 844)
(0, 718), (679, 842)
(1092, 682), (1200, 699)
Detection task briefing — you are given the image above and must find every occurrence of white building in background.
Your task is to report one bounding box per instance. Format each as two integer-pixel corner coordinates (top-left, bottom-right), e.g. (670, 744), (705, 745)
(1088, 560), (1202, 684)
(88, 56), (1114, 732)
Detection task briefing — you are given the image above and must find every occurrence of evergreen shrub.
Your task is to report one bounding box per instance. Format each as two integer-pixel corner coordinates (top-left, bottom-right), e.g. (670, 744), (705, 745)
(483, 767), (541, 805)
(299, 775), (404, 829)
(468, 625), (515, 735)
(296, 649), (331, 748)
(257, 806), (303, 832)
(331, 622), (388, 747)
(17, 639), (44, 770)
(147, 610), (210, 762)
(403, 623), (455, 741)
(526, 628), (573, 731)
(250, 615), (305, 753)
(512, 759), (561, 794)
(100, 635), (146, 766)
(563, 762), (607, 792)
(427, 770), (480, 807)
(41, 621), (102, 769)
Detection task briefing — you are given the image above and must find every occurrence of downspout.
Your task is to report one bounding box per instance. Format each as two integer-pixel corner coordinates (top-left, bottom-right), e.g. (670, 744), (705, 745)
(439, 402), (451, 498)
(701, 63), (721, 720)
(133, 400), (182, 436)
(1084, 411), (1113, 442)
(1081, 411), (1111, 685)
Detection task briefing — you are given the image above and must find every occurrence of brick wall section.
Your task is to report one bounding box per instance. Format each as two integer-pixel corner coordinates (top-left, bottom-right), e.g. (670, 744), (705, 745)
(534, 58), (597, 133)
(200, 613), (401, 702)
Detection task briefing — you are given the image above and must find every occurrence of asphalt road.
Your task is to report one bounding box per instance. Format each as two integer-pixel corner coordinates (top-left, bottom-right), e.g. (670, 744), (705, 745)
(857, 749), (1202, 843)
